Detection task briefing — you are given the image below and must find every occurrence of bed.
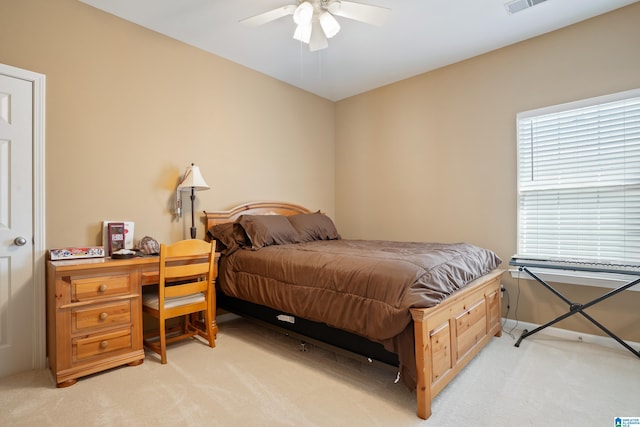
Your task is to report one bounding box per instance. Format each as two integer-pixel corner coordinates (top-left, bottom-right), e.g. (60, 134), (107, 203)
(205, 201), (504, 419)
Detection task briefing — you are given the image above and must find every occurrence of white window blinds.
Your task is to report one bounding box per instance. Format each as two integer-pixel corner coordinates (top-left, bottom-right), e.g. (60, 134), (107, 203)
(517, 89), (640, 265)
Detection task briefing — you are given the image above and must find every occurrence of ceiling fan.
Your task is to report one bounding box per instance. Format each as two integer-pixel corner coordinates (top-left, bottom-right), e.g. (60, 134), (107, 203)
(240, 0), (390, 52)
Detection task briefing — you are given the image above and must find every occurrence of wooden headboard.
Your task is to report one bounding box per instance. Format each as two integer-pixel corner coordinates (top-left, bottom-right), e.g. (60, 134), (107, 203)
(204, 201), (312, 236)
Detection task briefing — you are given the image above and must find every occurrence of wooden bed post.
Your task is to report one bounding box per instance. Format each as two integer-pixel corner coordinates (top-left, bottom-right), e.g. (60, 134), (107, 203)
(411, 309), (432, 420)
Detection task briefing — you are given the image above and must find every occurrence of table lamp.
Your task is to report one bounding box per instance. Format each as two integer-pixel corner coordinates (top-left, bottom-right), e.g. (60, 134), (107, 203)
(177, 163), (210, 239)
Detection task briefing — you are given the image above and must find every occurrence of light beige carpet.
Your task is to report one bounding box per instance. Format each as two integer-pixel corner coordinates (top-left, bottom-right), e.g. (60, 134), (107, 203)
(0, 317), (638, 426)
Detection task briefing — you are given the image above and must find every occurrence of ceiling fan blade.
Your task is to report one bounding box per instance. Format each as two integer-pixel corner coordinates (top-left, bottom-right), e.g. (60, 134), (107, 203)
(240, 4), (297, 26)
(327, 1), (390, 26)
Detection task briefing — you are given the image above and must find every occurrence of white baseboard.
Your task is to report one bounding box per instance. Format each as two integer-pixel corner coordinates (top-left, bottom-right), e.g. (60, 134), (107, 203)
(502, 318), (640, 353)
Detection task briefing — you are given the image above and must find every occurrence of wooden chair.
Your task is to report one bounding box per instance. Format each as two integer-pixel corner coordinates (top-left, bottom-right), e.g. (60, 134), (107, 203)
(142, 239), (216, 364)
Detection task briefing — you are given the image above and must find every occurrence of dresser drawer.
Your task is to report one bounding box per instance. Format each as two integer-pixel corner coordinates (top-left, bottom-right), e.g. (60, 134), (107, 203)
(72, 274), (131, 301)
(74, 329), (133, 361)
(72, 301), (131, 333)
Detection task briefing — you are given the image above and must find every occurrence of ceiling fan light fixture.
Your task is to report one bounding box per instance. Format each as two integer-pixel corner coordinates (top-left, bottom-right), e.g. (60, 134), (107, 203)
(293, 1), (313, 25)
(319, 11), (340, 38)
(309, 20), (329, 51)
(293, 23), (312, 43)
(241, 0), (390, 53)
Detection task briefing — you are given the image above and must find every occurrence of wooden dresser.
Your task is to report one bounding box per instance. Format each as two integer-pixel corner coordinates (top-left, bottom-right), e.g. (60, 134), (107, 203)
(47, 257), (150, 387)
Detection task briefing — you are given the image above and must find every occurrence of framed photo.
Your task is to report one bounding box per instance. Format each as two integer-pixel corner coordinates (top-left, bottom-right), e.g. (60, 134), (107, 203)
(102, 221), (134, 251)
(107, 222), (125, 256)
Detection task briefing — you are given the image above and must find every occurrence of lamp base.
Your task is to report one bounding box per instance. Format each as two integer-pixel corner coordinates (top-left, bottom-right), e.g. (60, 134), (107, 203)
(190, 190), (197, 239)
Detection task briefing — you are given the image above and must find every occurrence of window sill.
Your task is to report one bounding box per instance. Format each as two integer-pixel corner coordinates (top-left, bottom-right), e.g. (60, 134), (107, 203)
(509, 268), (640, 292)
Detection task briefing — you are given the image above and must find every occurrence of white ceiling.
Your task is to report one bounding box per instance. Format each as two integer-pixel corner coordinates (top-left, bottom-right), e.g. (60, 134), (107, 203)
(79, 0), (637, 101)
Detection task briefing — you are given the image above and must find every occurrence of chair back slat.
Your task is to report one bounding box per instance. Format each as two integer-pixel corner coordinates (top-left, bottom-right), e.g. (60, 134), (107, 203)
(164, 263), (210, 280)
(163, 239), (213, 258)
(164, 280), (209, 298)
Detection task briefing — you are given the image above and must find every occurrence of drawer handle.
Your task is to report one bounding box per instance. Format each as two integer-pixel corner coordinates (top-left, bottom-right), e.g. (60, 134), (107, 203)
(99, 312), (108, 321)
(98, 284), (107, 292)
(100, 340), (109, 349)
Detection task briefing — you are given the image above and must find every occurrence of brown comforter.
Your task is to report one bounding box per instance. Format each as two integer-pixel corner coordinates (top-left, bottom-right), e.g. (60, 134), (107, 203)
(218, 240), (502, 386)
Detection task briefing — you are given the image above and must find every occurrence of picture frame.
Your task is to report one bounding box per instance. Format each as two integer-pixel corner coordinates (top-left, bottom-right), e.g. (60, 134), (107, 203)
(102, 220), (135, 251)
(107, 222), (125, 256)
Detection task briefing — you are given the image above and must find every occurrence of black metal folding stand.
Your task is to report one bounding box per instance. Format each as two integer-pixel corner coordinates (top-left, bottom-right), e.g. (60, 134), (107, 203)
(513, 266), (640, 358)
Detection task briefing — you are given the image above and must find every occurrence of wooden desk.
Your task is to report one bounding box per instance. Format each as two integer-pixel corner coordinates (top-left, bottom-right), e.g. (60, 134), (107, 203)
(46, 254), (218, 387)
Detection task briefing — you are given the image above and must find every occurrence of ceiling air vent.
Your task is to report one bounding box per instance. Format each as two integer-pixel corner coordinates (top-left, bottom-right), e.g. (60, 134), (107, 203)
(505, 0), (548, 15)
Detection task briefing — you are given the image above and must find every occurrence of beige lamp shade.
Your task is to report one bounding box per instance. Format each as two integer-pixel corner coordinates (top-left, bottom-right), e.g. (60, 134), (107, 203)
(177, 163), (210, 191)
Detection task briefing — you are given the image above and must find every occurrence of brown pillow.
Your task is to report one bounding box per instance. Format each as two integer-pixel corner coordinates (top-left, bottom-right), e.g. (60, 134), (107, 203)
(287, 212), (341, 242)
(237, 214), (301, 249)
(207, 222), (248, 255)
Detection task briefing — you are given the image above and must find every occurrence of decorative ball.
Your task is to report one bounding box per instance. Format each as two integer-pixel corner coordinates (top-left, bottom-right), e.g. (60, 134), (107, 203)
(138, 236), (160, 255)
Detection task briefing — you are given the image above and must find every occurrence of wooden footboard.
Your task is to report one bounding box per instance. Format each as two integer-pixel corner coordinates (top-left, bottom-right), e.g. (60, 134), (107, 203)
(411, 269), (504, 419)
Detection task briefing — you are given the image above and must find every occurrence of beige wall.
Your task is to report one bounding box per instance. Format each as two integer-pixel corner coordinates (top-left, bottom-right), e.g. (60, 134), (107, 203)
(336, 3), (640, 341)
(0, 0), (335, 246)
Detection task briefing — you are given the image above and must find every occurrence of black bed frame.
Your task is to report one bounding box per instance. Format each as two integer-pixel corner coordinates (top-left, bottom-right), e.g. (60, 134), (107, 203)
(217, 291), (400, 371)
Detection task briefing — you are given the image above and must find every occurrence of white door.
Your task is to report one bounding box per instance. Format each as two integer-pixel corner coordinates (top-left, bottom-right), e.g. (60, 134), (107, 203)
(0, 73), (34, 377)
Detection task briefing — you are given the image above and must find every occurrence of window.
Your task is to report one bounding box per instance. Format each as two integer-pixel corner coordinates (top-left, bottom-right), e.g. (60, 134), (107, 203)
(517, 89), (640, 266)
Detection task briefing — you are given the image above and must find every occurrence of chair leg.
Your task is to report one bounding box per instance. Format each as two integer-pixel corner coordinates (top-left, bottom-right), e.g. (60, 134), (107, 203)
(159, 317), (167, 364)
(204, 307), (215, 348)
(183, 314), (191, 334)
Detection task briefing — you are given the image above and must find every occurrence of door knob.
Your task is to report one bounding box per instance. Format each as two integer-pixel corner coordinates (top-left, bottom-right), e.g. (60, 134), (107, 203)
(14, 236), (27, 246)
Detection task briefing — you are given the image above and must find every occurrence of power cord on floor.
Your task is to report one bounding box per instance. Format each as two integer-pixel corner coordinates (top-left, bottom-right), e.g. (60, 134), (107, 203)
(502, 275), (522, 339)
